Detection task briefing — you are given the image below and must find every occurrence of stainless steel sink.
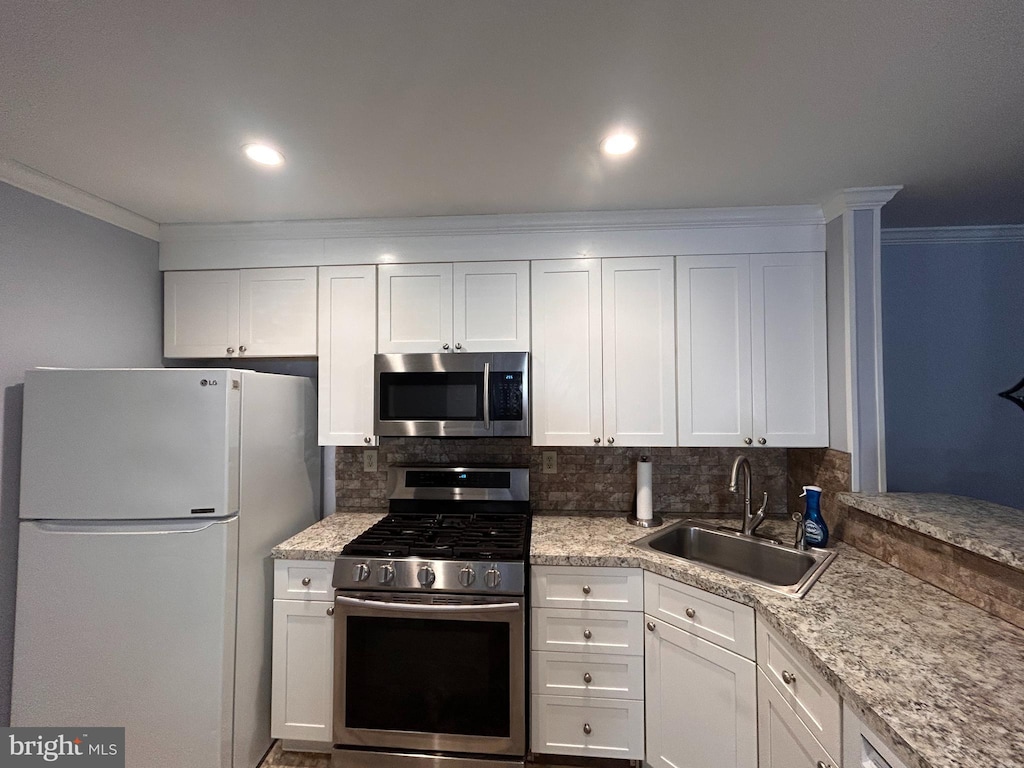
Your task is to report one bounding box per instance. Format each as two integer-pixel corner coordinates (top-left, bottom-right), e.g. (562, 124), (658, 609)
(631, 520), (837, 598)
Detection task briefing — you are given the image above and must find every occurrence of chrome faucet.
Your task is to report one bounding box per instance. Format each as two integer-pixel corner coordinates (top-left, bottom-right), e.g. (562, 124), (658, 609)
(728, 455), (769, 536)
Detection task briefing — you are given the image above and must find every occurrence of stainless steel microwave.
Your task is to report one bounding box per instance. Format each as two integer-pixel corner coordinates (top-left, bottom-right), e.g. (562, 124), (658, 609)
(373, 352), (529, 437)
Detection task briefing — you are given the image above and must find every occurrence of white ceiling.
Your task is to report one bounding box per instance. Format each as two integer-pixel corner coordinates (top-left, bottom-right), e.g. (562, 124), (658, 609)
(2, 0), (1023, 229)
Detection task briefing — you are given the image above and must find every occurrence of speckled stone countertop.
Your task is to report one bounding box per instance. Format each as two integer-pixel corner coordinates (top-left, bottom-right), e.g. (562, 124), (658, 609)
(271, 511), (1024, 768)
(837, 492), (1024, 571)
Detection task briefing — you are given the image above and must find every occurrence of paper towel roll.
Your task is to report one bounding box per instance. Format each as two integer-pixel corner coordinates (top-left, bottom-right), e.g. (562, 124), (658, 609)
(636, 457), (653, 521)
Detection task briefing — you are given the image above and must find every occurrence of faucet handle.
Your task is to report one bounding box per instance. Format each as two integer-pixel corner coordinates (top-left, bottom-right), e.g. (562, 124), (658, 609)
(755, 491), (769, 515)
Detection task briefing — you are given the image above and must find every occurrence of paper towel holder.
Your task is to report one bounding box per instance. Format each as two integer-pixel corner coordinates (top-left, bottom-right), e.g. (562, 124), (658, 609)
(627, 455), (664, 528)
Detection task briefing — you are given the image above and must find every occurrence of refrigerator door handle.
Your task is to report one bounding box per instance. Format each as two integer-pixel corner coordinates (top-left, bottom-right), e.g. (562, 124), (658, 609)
(27, 517), (237, 535)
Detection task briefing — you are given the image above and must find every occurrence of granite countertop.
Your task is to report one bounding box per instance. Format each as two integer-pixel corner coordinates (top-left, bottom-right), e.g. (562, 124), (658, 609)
(837, 491), (1024, 571)
(272, 511), (1024, 768)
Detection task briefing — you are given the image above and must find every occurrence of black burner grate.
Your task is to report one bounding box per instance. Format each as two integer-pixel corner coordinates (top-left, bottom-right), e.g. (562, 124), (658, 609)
(342, 512), (529, 561)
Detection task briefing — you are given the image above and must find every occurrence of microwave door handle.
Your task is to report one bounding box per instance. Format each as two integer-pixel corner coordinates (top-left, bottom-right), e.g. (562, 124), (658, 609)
(483, 361), (491, 430)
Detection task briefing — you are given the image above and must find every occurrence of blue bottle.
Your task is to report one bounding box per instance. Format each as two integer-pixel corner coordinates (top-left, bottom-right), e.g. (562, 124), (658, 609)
(800, 485), (829, 547)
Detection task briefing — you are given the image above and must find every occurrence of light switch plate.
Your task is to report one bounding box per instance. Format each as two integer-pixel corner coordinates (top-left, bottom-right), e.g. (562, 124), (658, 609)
(363, 450), (378, 472)
(542, 451), (557, 474)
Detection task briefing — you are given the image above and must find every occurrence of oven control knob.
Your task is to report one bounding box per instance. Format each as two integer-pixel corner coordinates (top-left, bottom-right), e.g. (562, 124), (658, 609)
(353, 563), (370, 582)
(417, 566), (436, 587)
(484, 568), (502, 589)
(459, 566), (476, 587)
(378, 563), (395, 584)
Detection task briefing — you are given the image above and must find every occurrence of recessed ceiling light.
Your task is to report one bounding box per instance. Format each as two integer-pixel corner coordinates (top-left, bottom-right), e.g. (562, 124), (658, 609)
(243, 143), (285, 166)
(601, 131), (638, 156)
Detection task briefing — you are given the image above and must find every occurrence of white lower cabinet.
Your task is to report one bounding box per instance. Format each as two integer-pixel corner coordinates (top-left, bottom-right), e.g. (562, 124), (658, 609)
(271, 560), (334, 747)
(644, 575), (757, 768)
(758, 669), (838, 768)
(530, 566), (644, 759)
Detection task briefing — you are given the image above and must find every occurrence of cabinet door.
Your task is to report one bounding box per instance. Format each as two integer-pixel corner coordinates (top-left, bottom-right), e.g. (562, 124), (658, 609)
(318, 266), (377, 446)
(271, 599), (334, 744)
(750, 253), (828, 447)
(164, 270), (240, 358)
(531, 260), (603, 446)
(453, 261), (530, 352)
(676, 255), (753, 446)
(645, 617), (757, 768)
(602, 257), (676, 447)
(238, 267), (317, 357)
(377, 263), (453, 353)
(758, 670), (839, 768)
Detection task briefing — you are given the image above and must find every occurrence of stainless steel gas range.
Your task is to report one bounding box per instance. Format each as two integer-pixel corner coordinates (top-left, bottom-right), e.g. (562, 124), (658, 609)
(331, 466), (530, 768)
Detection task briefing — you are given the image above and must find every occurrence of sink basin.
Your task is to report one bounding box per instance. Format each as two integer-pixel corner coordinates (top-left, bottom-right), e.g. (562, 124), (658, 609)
(631, 520), (836, 598)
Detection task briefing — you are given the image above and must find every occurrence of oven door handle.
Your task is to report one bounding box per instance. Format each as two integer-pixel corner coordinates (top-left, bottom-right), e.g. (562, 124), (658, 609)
(334, 594), (521, 613)
(482, 361), (491, 431)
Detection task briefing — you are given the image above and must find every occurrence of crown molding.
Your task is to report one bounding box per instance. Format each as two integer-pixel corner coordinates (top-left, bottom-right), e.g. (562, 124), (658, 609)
(0, 159), (160, 241)
(822, 186), (904, 222)
(881, 225), (1024, 245)
(159, 204), (825, 244)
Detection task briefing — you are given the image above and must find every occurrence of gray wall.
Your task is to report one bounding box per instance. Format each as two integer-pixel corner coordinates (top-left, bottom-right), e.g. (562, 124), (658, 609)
(0, 182), (162, 725)
(882, 236), (1024, 508)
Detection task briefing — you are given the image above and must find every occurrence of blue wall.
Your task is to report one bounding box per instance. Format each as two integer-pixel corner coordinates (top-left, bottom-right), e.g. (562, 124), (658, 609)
(882, 235), (1024, 509)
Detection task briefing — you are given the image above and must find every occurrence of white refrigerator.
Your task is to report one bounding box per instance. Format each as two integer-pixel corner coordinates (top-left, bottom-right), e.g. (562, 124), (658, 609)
(11, 368), (320, 768)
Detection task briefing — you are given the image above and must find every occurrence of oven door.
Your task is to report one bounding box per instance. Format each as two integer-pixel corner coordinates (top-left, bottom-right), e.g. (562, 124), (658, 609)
(333, 592), (526, 757)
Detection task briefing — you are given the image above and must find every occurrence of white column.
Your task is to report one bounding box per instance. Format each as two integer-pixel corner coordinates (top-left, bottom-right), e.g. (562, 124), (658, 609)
(822, 187), (902, 492)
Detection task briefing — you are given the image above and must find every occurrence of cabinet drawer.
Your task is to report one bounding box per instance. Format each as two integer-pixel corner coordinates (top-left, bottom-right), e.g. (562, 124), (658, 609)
(273, 560), (335, 601)
(757, 620), (841, 759)
(532, 609), (644, 655)
(644, 571), (755, 659)
(532, 566), (643, 611)
(531, 695), (644, 759)
(532, 651), (644, 700)
(757, 669), (839, 768)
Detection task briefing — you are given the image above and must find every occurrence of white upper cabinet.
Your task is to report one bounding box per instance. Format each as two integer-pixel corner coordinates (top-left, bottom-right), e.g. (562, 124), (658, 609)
(531, 259), (604, 446)
(378, 261), (529, 353)
(532, 257), (676, 447)
(164, 268), (316, 358)
(602, 257), (676, 447)
(318, 265), (377, 446)
(453, 261), (530, 352)
(677, 253), (827, 448)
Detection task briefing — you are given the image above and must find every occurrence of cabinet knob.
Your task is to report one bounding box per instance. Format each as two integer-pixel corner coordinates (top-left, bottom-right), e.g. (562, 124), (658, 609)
(239, 345), (247, 353)
(758, 437), (767, 445)
(455, 343), (462, 350)
(226, 347), (235, 355)
(816, 762), (831, 768)
(301, 577), (311, 586)
(364, 436), (371, 444)
(582, 585), (591, 595)
(326, 606), (334, 616)
(607, 436), (615, 444)
(685, 607), (696, 619)
(583, 628), (592, 639)
(442, 343), (450, 351)
(594, 437), (601, 444)
(582, 723), (592, 735)
(782, 670), (797, 685)
(744, 437), (753, 445)
(646, 621), (656, 631)
(583, 672), (592, 684)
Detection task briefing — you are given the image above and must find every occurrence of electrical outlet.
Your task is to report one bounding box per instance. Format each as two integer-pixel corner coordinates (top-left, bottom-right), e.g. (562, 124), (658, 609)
(542, 451), (557, 474)
(363, 450), (378, 473)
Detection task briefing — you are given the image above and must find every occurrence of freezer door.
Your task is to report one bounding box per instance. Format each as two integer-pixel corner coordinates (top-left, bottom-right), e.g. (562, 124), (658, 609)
(11, 517), (240, 768)
(20, 368), (240, 520)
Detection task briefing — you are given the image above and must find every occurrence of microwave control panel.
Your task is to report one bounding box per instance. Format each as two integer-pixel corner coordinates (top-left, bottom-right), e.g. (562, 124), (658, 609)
(489, 371), (524, 420)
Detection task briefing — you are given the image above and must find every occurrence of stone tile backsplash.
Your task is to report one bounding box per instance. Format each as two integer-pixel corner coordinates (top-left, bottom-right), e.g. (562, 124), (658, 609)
(335, 438), (788, 518)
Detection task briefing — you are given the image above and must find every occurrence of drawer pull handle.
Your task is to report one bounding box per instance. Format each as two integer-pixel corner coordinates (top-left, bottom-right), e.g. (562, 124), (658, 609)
(583, 629), (592, 639)
(782, 670), (797, 685)
(647, 621), (656, 631)
(326, 607), (334, 616)
(583, 672), (592, 684)
(583, 723), (592, 735)
(301, 577), (312, 586)
(582, 585), (592, 595)
(685, 607), (696, 619)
